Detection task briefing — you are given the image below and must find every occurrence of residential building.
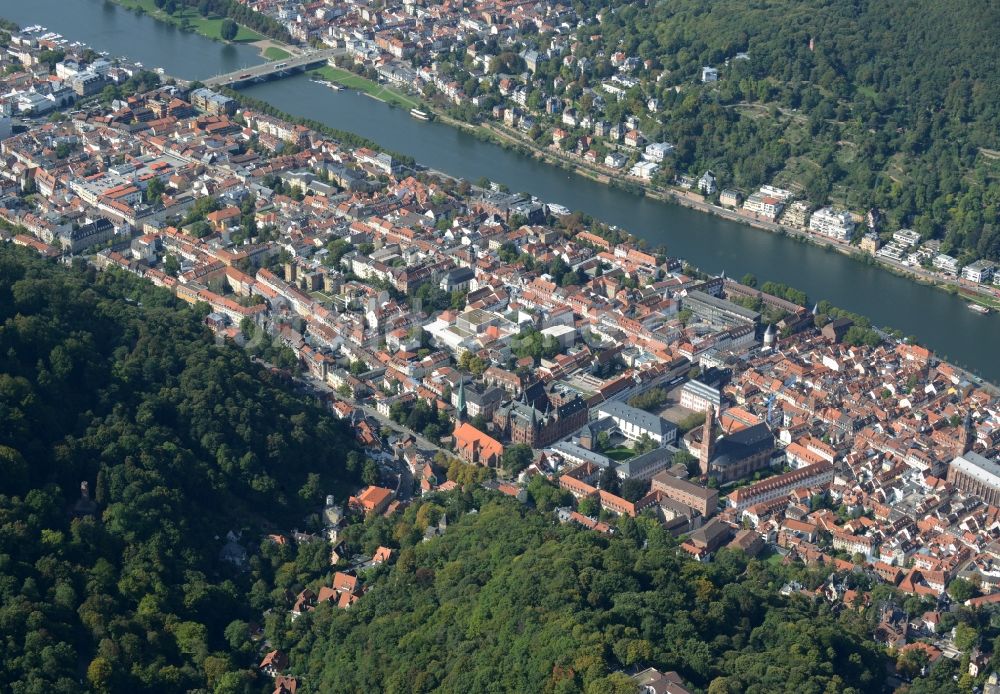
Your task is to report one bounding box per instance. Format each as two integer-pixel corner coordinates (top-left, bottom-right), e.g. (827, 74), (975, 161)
(809, 207), (855, 241)
(348, 486), (395, 516)
(742, 192), (784, 220)
(933, 253), (960, 275)
(698, 171), (717, 195)
(962, 260), (995, 284)
(629, 161), (658, 180)
(893, 229), (921, 247)
(190, 87), (236, 116)
(719, 189), (742, 208)
(781, 200), (812, 228)
(643, 142), (674, 162)
(860, 233), (881, 254)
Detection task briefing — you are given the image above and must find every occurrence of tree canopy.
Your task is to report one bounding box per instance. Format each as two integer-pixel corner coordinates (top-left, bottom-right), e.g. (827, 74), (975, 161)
(282, 499), (884, 693)
(0, 246), (360, 692)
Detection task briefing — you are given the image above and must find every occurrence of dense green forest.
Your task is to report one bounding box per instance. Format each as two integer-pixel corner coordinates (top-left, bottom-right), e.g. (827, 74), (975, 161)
(0, 246), (360, 692)
(282, 497), (885, 693)
(523, 0), (1000, 262)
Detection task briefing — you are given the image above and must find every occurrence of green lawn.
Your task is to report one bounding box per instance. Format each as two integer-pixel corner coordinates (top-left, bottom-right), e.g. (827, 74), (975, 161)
(115, 0), (263, 43)
(757, 546), (784, 565)
(264, 47), (291, 61)
(311, 66), (421, 110)
(604, 446), (634, 462)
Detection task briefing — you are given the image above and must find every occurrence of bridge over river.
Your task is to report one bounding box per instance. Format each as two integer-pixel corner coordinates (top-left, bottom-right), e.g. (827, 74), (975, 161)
(202, 47), (345, 88)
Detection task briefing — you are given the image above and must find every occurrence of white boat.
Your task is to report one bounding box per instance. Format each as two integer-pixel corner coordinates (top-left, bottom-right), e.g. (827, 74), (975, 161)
(409, 108), (430, 121)
(969, 303), (990, 315)
(546, 203), (571, 216)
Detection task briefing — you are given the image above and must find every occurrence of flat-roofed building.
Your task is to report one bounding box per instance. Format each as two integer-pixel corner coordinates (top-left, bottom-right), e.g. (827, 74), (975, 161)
(809, 207), (855, 241)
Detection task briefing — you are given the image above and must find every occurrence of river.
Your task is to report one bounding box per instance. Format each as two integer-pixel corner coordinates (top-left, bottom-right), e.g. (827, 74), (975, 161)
(2, 0), (998, 382)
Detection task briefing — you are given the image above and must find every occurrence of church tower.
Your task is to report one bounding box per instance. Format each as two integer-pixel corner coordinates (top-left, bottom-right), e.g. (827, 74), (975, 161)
(699, 406), (716, 477)
(957, 411), (974, 456)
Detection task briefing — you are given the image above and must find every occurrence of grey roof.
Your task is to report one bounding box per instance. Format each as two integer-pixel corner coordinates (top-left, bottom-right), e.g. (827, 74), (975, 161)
(466, 385), (504, 407)
(444, 266), (475, 282)
(616, 447), (672, 478)
(952, 451), (1000, 486)
(550, 441), (611, 468)
(689, 517), (732, 548)
(684, 290), (761, 322)
(681, 379), (721, 403)
(595, 400), (677, 438)
(712, 423), (774, 468)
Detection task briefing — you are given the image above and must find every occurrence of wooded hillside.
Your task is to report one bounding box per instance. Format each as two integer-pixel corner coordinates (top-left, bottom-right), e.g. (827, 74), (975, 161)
(0, 246), (360, 692)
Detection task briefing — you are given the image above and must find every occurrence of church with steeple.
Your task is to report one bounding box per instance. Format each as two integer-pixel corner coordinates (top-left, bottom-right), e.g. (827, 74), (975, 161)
(685, 405), (776, 483)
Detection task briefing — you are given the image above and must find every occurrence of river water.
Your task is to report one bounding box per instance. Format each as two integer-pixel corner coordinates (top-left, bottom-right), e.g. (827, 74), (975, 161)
(3, 0), (998, 381)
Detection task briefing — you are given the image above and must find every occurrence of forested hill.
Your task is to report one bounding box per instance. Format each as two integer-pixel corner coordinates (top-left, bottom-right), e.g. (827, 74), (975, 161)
(0, 246), (361, 692)
(568, 0), (1000, 261)
(285, 498), (885, 694)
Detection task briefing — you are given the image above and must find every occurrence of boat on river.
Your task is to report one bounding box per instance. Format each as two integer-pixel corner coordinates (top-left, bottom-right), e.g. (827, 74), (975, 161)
(969, 303), (990, 314)
(409, 108), (431, 121)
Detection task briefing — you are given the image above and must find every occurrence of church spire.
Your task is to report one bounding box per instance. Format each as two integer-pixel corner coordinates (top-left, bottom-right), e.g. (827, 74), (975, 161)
(456, 380), (466, 421)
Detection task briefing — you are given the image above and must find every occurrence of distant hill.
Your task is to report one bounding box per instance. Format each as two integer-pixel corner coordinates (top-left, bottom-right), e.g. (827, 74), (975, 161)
(0, 246), (361, 692)
(566, 0), (1000, 260)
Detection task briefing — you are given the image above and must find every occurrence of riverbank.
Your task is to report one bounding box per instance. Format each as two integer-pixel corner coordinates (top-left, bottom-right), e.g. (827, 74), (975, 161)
(434, 111), (1000, 308)
(348, 91), (1000, 311)
(111, 0), (263, 43)
(308, 66), (422, 111)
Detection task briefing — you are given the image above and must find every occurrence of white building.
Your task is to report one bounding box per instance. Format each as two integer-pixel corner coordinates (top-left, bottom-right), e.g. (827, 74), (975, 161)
(962, 260), (995, 284)
(743, 193), (784, 220)
(893, 228), (921, 247)
(698, 171), (717, 195)
(629, 161), (659, 180)
(701, 66), (719, 83)
(933, 253), (960, 275)
(679, 380), (721, 414)
(643, 142), (675, 163)
(876, 242), (906, 261)
(604, 152), (627, 169)
(759, 185), (795, 201)
(809, 207), (855, 241)
(593, 401), (678, 447)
